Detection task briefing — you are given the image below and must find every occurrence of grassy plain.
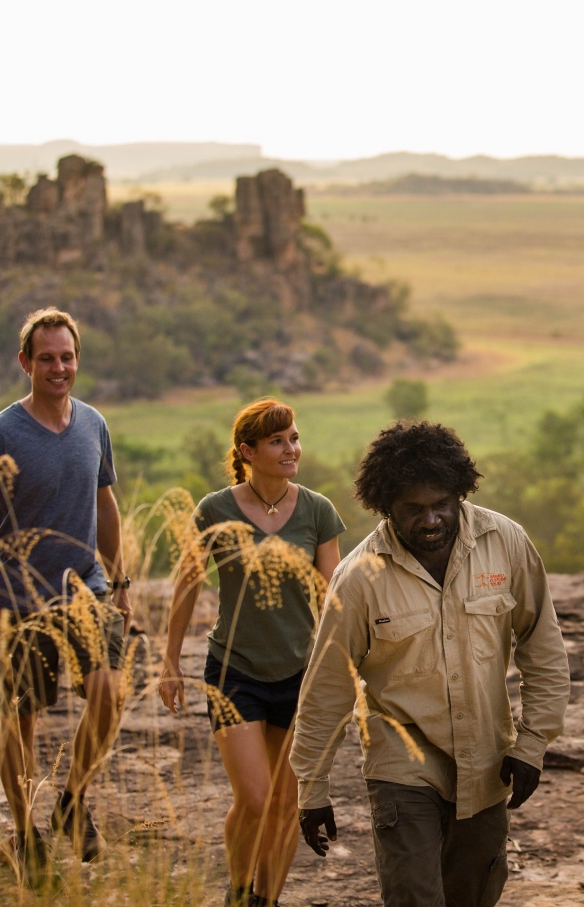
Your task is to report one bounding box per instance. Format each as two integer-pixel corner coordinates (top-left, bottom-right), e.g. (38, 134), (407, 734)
(100, 339), (584, 476)
(102, 183), (584, 467)
(308, 192), (584, 341)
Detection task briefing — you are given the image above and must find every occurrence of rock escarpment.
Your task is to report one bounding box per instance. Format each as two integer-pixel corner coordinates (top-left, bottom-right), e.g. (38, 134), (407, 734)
(0, 155), (156, 268)
(0, 156), (458, 398)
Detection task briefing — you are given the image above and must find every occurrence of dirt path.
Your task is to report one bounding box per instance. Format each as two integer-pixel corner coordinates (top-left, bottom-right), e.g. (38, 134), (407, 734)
(2, 573), (584, 904)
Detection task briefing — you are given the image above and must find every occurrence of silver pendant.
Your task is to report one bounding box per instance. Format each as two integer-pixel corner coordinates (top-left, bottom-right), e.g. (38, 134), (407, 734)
(268, 505), (278, 514)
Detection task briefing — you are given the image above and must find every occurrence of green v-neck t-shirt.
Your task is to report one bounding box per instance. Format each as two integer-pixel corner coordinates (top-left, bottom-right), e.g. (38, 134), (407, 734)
(194, 485), (345, 681)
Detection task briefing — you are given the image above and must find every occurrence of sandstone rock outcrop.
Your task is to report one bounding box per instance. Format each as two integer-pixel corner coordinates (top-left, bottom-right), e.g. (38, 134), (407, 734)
(0, 154), (125, 267)
(235, 169), (305, 266)
(120, 200), (146, 256)
(26, 174), (59, 214)
(56, 155), (106, 242)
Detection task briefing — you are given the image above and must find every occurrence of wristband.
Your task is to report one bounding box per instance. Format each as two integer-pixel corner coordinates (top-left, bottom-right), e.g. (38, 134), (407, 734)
(109, 575), (131, 590)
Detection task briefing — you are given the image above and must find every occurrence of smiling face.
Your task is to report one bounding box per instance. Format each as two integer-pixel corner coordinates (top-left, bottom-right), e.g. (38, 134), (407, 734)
(240, 422), (301, 480)
(389, 483), (461, 555)
(19, 325), (79, 402)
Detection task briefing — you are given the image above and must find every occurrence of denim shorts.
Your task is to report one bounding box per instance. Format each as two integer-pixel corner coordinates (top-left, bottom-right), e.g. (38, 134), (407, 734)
(203, 651), (303, 730)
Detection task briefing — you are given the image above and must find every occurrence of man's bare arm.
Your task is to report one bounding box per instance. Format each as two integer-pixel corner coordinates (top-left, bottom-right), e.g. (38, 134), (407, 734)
(96, 485), (132, 633)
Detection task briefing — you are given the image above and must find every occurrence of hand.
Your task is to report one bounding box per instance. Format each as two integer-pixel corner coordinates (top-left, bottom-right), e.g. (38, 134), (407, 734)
(112, 587), (133, 635)
(500, 755), (541, 809)
(158, 661), (185, 714)
(299, 806), (337, 857)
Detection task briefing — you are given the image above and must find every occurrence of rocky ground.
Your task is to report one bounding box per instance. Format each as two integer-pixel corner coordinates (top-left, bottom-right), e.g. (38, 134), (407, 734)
(2, 575), (584, 905)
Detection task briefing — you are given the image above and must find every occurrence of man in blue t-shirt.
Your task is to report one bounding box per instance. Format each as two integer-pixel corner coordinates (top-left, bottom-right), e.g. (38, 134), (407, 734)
(0, 307), (132, 886)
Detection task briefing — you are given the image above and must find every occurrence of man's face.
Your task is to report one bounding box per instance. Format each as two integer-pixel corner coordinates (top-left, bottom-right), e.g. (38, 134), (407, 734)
(389, 484), (461, 555)
(19, 326), (79, 401)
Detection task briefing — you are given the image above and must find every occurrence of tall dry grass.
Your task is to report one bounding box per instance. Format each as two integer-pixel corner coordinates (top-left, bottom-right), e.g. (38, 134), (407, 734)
(0, 457), (420, 905)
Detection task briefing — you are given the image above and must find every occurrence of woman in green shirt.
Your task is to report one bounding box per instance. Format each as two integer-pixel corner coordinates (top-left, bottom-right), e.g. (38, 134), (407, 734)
(159, 398), (345, 907)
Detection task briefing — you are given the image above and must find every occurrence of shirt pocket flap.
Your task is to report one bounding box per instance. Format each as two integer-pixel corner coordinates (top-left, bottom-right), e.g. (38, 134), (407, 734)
(373, 609), (434, 642)
(464, 592), (516, 616)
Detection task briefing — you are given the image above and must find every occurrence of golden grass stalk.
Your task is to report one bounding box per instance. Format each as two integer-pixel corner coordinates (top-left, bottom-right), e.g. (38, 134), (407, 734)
(379, 714), (425, 763)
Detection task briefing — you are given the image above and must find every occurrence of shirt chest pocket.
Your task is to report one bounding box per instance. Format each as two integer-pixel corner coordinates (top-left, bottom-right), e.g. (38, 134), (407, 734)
(463, 592), (516, 663)
(371, 609), (436, 678)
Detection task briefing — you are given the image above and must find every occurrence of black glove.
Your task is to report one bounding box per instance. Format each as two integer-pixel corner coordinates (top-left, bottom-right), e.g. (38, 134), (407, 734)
(500, 755), (541, 809)
(299, 806), (338, 857)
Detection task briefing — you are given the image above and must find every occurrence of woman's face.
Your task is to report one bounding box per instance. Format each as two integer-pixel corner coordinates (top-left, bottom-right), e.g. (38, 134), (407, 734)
(242, 422), (301, 479)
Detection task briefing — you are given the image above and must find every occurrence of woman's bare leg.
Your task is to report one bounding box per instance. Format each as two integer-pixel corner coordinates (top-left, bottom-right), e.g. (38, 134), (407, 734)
(254, 724), (299, 903)
(214, 720), (272, 891)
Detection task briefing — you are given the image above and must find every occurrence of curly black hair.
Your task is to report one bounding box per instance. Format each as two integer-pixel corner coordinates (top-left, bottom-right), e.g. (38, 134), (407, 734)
(355, 421), (482, 517)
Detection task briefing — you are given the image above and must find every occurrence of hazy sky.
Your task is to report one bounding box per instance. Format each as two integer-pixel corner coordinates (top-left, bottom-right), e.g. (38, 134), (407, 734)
(3, 0), (583, 160)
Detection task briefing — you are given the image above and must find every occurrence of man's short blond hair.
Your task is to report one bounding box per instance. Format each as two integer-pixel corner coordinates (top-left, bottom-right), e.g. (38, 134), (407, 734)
(20, 307), (81, 361)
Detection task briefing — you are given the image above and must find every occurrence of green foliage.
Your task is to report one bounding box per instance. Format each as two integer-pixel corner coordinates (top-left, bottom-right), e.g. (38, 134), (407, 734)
(385, 378), (429, 419)
(475, 397), (584, 571)
(351, 343), (385, 375)
(208, 194), (233, 218)
(0, 172), (27, 206)
(226, 365), (281, 402)
(301, 221), (333, 250)
(129, 187), (165, 211)
(398, 315), (460, 361)
(182, 428), (226, 490)
(295, 452), (377, 556)
(111, 321), (192, 399)
(110, 434), (167, 495)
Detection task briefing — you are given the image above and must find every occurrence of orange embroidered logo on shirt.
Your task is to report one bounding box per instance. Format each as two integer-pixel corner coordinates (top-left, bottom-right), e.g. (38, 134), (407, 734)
(473, 572), (508, 589)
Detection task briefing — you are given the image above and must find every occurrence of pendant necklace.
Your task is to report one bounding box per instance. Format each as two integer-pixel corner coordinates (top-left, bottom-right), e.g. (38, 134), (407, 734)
(248, 481), (289, 515)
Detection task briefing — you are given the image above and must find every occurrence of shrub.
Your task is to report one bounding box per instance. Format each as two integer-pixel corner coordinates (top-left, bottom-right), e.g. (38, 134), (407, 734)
(385, 378), (429, 419)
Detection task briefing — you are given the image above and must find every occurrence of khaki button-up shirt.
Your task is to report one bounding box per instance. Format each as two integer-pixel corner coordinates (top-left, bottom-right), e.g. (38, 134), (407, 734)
(290, 502), (570, 819)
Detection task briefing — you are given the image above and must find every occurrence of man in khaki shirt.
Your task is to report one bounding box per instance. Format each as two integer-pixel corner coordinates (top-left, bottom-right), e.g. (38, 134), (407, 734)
(290, 422), (569, 907)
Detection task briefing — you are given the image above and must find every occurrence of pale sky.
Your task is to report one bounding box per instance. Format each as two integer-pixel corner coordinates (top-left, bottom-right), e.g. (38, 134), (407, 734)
(2, 0), (583, 161)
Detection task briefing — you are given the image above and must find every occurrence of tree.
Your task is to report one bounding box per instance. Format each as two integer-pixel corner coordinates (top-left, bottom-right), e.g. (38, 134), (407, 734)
(208, 195), (233, 219)
(385, 378), (429, 419)
(182, 428), (227, 491)
(0, 173), (27, 206)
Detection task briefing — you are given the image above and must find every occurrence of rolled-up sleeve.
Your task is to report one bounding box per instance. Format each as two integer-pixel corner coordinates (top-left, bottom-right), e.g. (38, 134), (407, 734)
(509, 532), (570, 769)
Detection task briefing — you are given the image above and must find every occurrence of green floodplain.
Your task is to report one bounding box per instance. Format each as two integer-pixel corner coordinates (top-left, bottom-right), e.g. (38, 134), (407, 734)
(98, 337), (584, 479)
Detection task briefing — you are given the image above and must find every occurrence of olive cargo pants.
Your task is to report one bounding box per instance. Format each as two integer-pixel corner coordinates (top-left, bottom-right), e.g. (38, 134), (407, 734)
(367, 781), (509, 907)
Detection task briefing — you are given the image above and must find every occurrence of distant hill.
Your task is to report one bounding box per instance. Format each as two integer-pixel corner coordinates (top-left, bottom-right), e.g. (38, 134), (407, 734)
(0, 140), (262, 180)
(2, 142), (584, 187)
(329, 152), (584, 185)
(317, 173), (532, 195)
(137, 151), (584, 188)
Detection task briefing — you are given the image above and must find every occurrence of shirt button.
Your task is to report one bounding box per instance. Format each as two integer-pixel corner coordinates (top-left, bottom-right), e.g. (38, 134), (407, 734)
(456, 712), (463, 719)
(452, 673), (458, 680)
(496, 605), (502, 613)
(447, 633), (453, 640)
(459, 751), (466, 758)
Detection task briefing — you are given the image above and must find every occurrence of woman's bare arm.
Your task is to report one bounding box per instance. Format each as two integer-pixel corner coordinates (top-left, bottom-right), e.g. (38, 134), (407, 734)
(159, 554), (207, 713)
(314, 537), (341, 584)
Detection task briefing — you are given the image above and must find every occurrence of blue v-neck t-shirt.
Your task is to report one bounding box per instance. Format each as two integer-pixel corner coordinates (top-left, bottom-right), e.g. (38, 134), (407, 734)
(0, 399), (116, 613)
(194, 485), (346, 681)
